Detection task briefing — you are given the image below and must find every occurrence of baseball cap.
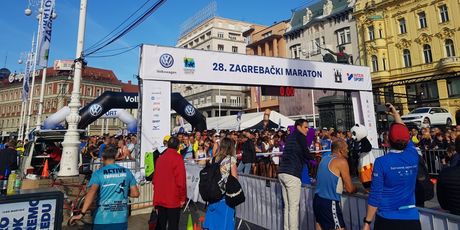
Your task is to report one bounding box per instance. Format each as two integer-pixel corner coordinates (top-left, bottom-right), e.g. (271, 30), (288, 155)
(389, 123), (410, 144)
(163, 135), (171, 142)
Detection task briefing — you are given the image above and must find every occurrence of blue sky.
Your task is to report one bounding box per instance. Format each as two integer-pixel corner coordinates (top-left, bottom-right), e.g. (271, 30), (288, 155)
(0, 0), (307, 82)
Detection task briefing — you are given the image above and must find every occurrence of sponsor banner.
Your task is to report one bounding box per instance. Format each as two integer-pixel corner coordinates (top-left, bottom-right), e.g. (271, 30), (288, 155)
(0, 199), (57, 229)
(185, 163), (204, 203)
(139, 45), (372, 91)
(140, 80), (171, 168)
(37, 0), (55, 67)
(53, 60), (73, 71)
(359, 91), (378, 148)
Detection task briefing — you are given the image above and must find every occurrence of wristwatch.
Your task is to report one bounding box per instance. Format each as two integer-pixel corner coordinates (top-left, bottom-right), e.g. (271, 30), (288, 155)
(363, 217), (372, 225)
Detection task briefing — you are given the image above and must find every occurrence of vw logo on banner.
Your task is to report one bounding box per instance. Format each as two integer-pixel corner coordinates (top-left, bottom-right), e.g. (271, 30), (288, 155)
(184, 105), (196, 117)
(89, 104), (103, 117)
(159, 53), (174, 68)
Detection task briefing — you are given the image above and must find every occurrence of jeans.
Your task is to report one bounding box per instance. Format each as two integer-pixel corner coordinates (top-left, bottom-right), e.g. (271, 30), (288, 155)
(278, 173), (301, 230)
(237, 162), (252, 174)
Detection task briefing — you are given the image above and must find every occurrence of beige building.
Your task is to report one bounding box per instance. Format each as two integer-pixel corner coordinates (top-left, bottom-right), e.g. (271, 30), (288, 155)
(244, 21), (289, 112)
(175, 17), (256, 118)
(0, 67), (137, 138)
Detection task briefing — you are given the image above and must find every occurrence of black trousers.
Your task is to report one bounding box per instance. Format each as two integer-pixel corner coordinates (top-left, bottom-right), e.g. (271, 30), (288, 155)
(156, 206), (181, 230)
(374, 215), (421, 230)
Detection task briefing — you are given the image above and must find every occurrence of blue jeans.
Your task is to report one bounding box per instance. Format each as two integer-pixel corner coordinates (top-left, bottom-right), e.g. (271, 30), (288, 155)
(237, 163), (252, 174)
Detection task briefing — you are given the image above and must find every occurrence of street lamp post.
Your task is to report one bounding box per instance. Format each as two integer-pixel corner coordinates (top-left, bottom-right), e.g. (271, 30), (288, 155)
(58, 0), (87, 177)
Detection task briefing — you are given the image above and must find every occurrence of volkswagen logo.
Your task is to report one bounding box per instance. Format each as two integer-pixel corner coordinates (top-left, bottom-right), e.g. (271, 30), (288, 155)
(159, 53), (174, 68)
(89, 104), (103, 117)
(184, 105), (195, 117)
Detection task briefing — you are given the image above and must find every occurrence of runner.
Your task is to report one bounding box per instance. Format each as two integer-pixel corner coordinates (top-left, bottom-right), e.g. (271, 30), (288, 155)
(69, 147), (140, 230)
(313, 139), (356, 230)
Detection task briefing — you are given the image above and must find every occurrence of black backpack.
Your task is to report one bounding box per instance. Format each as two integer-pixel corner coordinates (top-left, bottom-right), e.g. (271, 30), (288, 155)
(417, 156), (434, 201)
(199, 158), (224, 203)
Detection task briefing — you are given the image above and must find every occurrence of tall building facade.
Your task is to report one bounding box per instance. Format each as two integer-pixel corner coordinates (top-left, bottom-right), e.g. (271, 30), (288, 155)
(354, 0), (460, 124)
(244, 21), (289, 112)
(281, 0), (359, 127)
(0, 67), (137, 137)
(175, 17), (255, 118)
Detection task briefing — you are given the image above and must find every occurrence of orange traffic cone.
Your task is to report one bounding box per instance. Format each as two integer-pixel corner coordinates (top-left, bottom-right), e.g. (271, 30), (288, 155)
(42, 159), (50, 178)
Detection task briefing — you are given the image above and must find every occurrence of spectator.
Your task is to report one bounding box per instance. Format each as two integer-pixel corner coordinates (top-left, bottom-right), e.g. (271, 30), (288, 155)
(437, 136), (460, 215)
(442, 145), (459, 168)
(98, 137), (110, 158)
(70, 147), (139, 229)
(321, 129), (332, 156)
(46, 142), (62, 171)
(363, 104), (421, 230)
(0, 140), (18, 175)
(432, 133), (448, 149)
(411, 129), (420, 145)
(278, 119), (312, 230)
(203, 138), (238, 230)
(238, 133), (256, 174)
(419, 131), (432, 150)
(153, 137), (186, 230)
(314, 140), (356, 230)
(180, 135), (194, 161)
(116, 139), (133, 161)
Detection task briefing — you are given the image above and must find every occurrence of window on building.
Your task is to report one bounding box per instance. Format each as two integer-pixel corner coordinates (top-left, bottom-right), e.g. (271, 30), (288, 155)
(336, 28), (351, 45)
(423, 44), (433, 63)
(378, 28), (383, 38)
(368, 26), (375, 40)
(382, 57), (387, 70)
(59, 84), (68, 94)
(445, 39), (456, 57)
(232, 46), (238, 53)
(439, 5), (449, 23)
(371, 55), (379, 72)
(47, 84), (52, 95)
(447, 78), (460, 97)
(399, 18), (407, 34)
(403, 49), (412, 67)
(200, 35), (205, 41)
(218, 44), (224, 51)
(262, 31), (272, 38)
(321, 36), (325, 45)
(86, 87), (93, 97)
(290, 44), (301, 59)
(418, 12), (427, 28)
(206, 45), (210, 50)
(206, 96), (211, 103)
(217, 32), (224, 38)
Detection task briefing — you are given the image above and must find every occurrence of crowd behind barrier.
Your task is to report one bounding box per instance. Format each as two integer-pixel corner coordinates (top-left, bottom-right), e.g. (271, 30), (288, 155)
(234, 174), (460, 230)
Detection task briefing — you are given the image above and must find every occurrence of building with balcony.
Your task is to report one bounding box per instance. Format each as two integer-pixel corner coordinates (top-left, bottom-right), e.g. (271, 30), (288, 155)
(354, 0), (460, 124)
(175, 17), (256, 119)
(243, 21), (289, 112)
(0, 67), (138, 138)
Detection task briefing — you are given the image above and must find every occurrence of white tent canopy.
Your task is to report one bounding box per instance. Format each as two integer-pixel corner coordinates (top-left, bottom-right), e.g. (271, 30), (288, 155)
(173, 111), (295, 133)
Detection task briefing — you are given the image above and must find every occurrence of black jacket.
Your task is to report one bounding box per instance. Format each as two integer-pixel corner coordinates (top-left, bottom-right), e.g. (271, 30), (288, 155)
(437, 165), (460, 215)
(0, 147), (18, 176)
(241, 139), (256, 163)
(279, 130), (312, 179)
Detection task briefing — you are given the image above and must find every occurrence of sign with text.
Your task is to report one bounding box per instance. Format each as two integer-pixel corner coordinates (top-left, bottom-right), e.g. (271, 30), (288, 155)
(139, 45), (372, 91)
(261, 86), (295, 97)
(0, 199), (57, 229)
(140, 80), (171, 169)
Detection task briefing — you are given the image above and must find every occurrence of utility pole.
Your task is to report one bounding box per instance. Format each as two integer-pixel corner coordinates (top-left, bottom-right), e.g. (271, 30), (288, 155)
(59, 0), (87, 176)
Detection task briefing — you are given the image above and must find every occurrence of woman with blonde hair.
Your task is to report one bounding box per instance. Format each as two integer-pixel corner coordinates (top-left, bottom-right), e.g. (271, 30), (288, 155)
(203, 137), (238, 230)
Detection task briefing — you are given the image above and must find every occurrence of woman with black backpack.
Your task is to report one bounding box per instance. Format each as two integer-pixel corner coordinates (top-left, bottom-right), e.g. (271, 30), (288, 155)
(203, 137), (238, 230)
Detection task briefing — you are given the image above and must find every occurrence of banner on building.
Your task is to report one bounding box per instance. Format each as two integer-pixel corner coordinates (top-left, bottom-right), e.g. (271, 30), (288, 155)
(37, 0), (55, 67)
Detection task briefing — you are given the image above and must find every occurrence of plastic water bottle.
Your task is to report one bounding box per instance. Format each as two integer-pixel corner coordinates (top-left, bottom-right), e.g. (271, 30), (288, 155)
(14, 175), (21, 194)
(7, 170), (17, 195)
(1, 169), (9, 195)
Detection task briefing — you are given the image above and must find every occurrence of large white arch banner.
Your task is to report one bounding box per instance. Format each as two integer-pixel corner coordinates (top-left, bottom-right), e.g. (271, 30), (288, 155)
(138, 45), (378, 164)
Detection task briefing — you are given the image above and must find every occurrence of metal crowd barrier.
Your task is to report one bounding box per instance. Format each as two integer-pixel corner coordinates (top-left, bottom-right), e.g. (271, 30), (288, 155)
(235, 174), (460, 230)
(421, 149), (447, 176)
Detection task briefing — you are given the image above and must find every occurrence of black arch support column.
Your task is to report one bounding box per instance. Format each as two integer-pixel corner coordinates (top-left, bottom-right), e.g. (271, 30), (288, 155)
(171, 92), (207, 131)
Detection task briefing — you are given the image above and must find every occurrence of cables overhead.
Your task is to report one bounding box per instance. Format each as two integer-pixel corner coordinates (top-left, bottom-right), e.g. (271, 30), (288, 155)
(86, 44), (140, 58)
(84, 0), (166, 57)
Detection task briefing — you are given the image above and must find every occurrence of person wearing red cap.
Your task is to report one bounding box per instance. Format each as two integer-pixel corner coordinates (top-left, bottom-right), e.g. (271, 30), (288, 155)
(362, 104), (421, 230)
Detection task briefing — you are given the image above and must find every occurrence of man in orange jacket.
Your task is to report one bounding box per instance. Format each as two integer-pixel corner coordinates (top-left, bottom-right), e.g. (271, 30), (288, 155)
(153, 136), (186, 230)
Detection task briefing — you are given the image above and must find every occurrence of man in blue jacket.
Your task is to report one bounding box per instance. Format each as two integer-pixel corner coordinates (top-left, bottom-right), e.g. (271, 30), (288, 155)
(278, 119), (313, 230)
(363, 104), (421, 230)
